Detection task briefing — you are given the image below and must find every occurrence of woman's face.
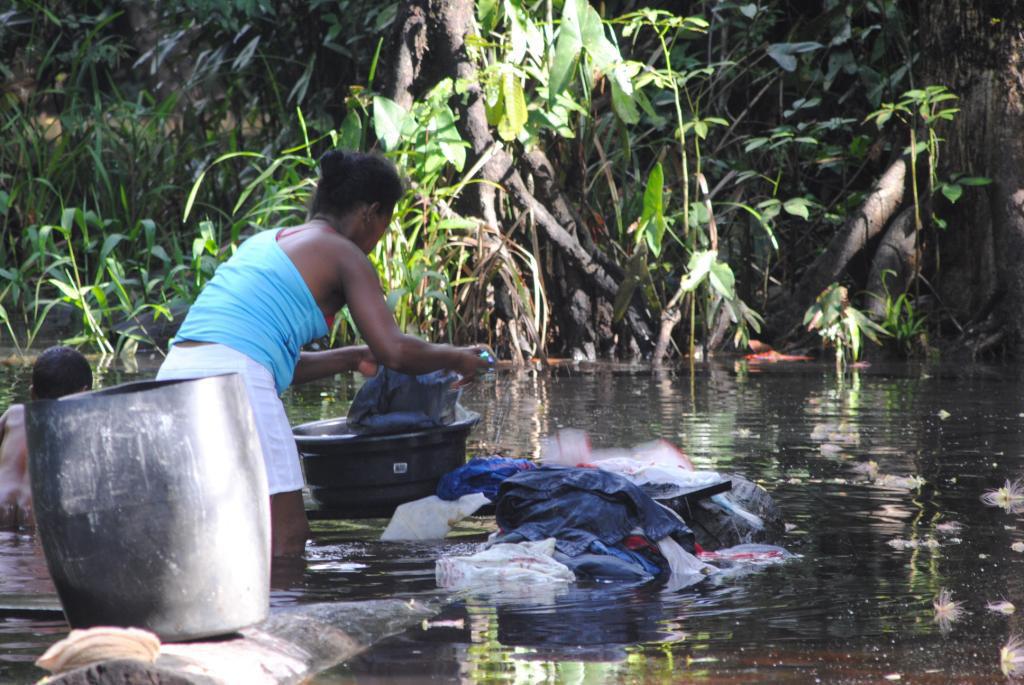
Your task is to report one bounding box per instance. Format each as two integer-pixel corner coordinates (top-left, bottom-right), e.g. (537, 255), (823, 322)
(358, 203), (393, 253)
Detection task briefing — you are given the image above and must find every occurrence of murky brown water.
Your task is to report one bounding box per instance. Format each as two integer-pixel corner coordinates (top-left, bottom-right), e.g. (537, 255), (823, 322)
(2, 355), (1023, 683)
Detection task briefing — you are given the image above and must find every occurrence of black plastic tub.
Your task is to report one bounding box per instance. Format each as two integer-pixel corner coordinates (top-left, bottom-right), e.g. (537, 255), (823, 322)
(294, 409), (480, 518)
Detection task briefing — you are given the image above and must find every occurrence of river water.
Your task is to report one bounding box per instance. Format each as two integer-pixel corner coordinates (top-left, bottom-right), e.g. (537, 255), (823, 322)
(1, 355), (1022, 683)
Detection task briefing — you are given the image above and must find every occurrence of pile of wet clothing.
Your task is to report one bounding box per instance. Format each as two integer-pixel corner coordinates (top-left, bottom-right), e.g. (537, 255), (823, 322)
(392, 431), (792, 590)
(491, 466), (699, 582)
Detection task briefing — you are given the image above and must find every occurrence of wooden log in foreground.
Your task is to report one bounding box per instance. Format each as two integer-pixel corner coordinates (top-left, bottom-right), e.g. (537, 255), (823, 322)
(44, 597), (446, 685)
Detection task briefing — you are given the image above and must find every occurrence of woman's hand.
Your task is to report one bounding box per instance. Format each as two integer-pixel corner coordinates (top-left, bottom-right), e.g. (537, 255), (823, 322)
(452, 345), (495, 387)
(350, 345), (379, 377)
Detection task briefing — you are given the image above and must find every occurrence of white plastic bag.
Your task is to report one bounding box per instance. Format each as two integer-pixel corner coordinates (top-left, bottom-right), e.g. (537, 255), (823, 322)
(380, 493), (490, 541)
(435, 538), (575, 589)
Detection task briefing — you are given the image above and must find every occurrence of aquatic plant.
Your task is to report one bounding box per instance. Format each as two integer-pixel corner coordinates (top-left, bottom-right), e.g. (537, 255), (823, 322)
(932, 588), (963, 631)
(804, 283), (887, 375)
(980, 479), (1024, 514)
(1001, 634), (1024, 678)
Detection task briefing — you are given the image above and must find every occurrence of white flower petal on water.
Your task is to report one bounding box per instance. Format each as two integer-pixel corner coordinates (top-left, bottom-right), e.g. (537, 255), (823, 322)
(986, 601), (1015, 615)
(1001, 634), (1024, 677)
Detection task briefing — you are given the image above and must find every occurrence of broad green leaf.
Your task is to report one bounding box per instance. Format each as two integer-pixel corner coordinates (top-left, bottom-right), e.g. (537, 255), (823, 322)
(549, 0), (584, 104)
(338, 110), (363, 151)
(503, 0), (527, 63)
(613, 246), (648, 322)
(638, 163), (666, 255)
(744, 137), (768, 152)
(846, 309), (861, 360)
(783, 197), (810, 220)
(739, 3), (757, 18)
(580, 4), (619, 71)
(499, 71), (528, 141)
(372, 96), (407, 151)
(680, 250), (717, 291)
(478, 0), (500, 34)
(709, 261), (736, 300)
(940, 183), (963, 204)
(485, 92), (505, 127)
(633, 88), (666, 126)
(431, 106), (466, 170)
(609, 63), (640, 124)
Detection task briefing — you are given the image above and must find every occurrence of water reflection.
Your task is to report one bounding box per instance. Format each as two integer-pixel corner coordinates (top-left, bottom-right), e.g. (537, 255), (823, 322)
(0, 357), (1023, 682)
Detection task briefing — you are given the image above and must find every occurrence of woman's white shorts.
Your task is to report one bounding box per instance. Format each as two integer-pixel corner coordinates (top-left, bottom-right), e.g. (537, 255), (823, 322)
(156, 343), (304, 495)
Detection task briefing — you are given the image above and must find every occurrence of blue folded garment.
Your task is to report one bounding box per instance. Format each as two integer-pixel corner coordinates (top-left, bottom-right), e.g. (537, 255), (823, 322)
(437, 456), (536, 501)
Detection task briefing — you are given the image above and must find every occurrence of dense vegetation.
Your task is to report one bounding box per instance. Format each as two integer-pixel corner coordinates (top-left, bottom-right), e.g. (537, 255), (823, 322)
(0, 0), (992, 367)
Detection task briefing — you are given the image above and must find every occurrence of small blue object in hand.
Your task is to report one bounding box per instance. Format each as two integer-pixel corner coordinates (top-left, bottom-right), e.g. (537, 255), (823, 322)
(477, 350), (496, 376)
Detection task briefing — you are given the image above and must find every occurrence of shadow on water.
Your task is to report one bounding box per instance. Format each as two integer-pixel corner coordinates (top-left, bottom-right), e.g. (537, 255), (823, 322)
(1, 354), (1023, 682)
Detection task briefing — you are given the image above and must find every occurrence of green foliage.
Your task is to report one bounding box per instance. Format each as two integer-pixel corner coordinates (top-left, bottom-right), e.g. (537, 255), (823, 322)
(876, 271), (928, 355)
(0, 0), (967, 364)
(804, 283), (887, 374)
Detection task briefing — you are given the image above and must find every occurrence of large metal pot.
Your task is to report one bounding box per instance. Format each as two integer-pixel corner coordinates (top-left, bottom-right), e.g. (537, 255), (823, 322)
(26, 374), (270, 641)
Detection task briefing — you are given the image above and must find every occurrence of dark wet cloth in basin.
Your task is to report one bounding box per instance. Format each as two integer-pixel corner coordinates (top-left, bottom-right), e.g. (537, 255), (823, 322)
(492, 466), (696, 561)
(347, 368), (461, 435)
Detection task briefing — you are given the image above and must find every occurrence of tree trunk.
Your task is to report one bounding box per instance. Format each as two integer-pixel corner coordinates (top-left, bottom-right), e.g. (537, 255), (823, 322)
(772, 157), (909, 338)
(915, 2), (1024, 352)
(378, 0), (655, 359)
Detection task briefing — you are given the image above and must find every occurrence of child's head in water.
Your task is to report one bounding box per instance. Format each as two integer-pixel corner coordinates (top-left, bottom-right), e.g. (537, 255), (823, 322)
(31, 346), (92, 400)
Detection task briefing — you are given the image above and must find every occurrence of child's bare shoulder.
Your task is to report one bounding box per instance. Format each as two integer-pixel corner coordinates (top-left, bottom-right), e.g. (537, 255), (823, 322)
(0, 404), (25, 434)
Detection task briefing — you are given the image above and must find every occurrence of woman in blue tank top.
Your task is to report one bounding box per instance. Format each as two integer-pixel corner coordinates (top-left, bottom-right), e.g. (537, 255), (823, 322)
(158, 151), (491, 557)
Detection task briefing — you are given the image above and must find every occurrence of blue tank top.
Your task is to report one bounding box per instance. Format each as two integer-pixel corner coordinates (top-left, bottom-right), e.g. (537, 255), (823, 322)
(172, 229), (328, 394)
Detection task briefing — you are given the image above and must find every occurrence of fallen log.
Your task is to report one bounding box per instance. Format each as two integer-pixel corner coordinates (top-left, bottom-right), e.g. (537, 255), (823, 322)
(43, 597), (446, 685)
